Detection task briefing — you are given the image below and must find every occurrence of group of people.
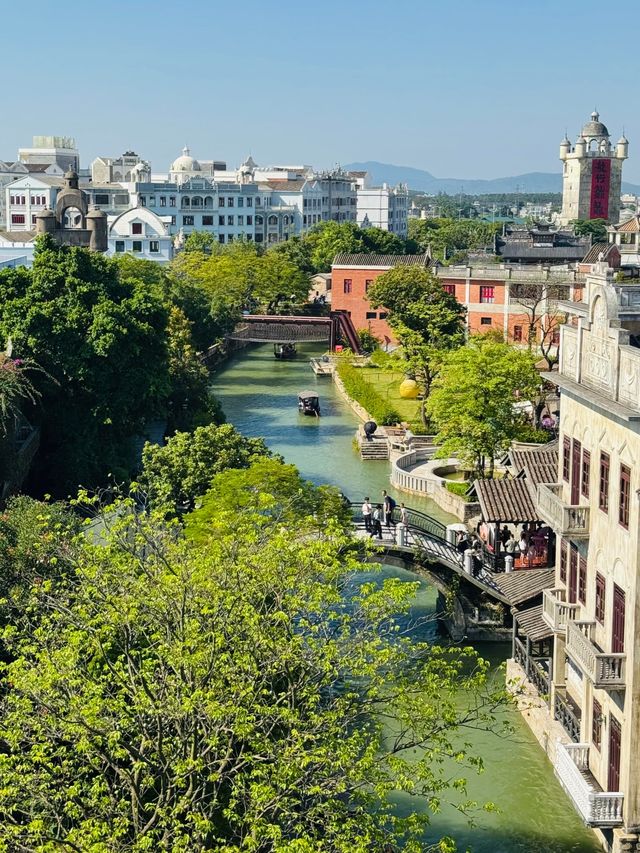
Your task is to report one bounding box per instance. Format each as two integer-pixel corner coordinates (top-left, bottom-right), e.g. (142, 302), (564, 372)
(498, 521), (550, 562)
(361, 491), (408, 538)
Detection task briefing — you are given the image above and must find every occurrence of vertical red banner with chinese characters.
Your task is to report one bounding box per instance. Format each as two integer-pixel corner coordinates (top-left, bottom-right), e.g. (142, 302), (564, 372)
(590, 158), (611, 219)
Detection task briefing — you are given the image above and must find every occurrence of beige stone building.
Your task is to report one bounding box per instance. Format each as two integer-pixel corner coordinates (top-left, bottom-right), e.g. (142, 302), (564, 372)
(513, 262), (640, 852)
(559, 112), (628, 225)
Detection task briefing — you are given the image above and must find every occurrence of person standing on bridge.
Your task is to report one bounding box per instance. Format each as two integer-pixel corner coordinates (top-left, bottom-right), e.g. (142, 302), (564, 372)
(362, 497), (372, 532)
(399, 503), (408, 526)
(382, 490), (396, 527)
(371, 505), (383, 539)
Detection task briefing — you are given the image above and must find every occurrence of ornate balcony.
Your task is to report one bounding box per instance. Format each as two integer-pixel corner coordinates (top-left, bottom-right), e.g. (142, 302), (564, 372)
(566, 621), (626, 690)
(555, 742), (623, 826)
(536, 483), (590, 538)
(542, 588), (581, 633)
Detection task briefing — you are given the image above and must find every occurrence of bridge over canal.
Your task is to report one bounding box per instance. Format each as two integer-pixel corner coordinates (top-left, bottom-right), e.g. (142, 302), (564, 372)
(227, 310), (362, 353)
(347, 501), (553, 642)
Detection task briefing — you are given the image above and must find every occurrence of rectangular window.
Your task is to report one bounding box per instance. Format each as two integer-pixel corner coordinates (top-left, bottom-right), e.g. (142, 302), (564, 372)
(132, 241), (142, 253)
(227, 197), (234, 207)
(592, 698), (602, 751)
(619, 464), (631, 529)
(246, 197), (252, 207)
(149, 241), (159, 253)
(139, 196), (146, 207)
(31, 215), (37, 225)
(365, 279), (373, 293)
(115, 240), (125, 253)
(560, 539), (567, 583)
(228, 234), (233, 242)
(365, 312), (377, 319)
(578, 555), (587, 605)
(247, 215), (253, 225)
(202, 215), (213, 226)
(170, 197), (176, 207)
(171, 216), (176, 226)
(238, 197), (244, 208)
(11, 214), (25, 224)
(343, 279), (352, 294)
(581, 449), (591, 499)
(612, 584), (625, 653)
(563, 436), (571, 482)
(238, 215), (244, 226)
(183, 216), (194, 226)
(595, 572), (605, 624)
(599, 452), (610, 512)
(132, 222), (143, 235)
(95, 193), (109, 205)
(480, 285), (495, 303)
(148, 197), (156, 207)
(480, 317), (492, 325)
(227, 215), (234, 225)
(513, 325), (523, 342)
(218, 216), (225, 226)
(218, 234), (225, 244)
(160, 196), (166, 207)
(379, 312), (388, 320)
(256, 197), (261, 206)
(219, 197), (225, 207)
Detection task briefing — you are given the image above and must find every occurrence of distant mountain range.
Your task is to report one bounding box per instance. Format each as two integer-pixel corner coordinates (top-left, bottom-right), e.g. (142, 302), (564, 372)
(344, 160), (640, 196)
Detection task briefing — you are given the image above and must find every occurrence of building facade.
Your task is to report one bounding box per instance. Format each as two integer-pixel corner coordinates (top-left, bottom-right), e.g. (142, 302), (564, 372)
(330, 253), (591, 345)
(107, 207), (173, 262)
(356, 183), (409, 237)
(559, 113), (628, 225)
(511, 263), (640, 852)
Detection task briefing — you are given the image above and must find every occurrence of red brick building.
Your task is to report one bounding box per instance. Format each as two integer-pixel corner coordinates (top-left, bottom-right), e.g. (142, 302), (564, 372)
(330, 253), (432, 344)
(330, 252), (608, 347)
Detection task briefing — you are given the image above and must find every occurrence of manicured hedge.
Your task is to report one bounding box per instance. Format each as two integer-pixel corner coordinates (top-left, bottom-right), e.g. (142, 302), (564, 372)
(336, 362), (400, 426)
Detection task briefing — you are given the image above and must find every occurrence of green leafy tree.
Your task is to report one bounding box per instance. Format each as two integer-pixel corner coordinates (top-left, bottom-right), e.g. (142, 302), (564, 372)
(139, 422), (271, 513)
(408, 218), (501, 262)
(0, 464), (504, 851)
(571, 218), (608, 242)
(427, 335), (541, 478)
(182, 230), (222, 254)
(269, 235), (315, 275)
(0, 237), (171, 494)
(368, 266), (466, 425)
(305, 221), (368, 271)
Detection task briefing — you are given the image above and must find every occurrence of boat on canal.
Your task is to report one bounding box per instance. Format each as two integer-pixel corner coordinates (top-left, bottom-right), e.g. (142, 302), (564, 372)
(297, 390), (320, 416)
(274, 342), (296, 359)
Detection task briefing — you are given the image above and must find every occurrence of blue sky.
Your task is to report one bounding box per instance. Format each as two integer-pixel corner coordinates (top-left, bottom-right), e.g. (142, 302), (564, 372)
(3, 0), (639, 182)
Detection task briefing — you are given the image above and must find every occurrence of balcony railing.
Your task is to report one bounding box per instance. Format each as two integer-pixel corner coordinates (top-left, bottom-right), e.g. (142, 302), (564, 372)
(553, 689), (581, 742)
(555, 742), (623, 826)
(542, 588), (581, 632)
(514, 637), (550, 699)
(536, 483), (590, 538)
(566, 621), (626, 689)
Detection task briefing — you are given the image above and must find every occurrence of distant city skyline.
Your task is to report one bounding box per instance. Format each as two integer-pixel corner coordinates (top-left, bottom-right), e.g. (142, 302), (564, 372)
(3, 0), (640, 183)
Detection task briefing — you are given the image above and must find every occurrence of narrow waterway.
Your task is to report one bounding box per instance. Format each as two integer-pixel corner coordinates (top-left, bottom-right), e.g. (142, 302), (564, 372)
(211, 343), (600, 853)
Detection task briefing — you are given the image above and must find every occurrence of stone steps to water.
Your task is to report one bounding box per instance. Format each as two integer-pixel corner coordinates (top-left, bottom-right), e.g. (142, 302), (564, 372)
(360, 439), (390, 460)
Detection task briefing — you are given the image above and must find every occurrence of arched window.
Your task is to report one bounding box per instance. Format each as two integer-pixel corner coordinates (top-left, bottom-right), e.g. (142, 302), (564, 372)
(268, 215), (278, 226)
(182, 197), (190, 208)
(63, 207), (83, 229)
(256, 215), (263, 226)
(204, 196), (213, 208)
(283, 215), (289, 225)
(192, 196), (202, 207)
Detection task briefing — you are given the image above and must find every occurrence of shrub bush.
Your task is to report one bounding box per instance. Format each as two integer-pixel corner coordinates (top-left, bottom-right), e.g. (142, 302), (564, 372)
(445, 481), (472, 501)
(336, 362), (400, 425)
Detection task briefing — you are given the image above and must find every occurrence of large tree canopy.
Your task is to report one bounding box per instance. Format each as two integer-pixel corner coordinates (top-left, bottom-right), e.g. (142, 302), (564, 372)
(0, 463), (504, 851)
(427, 335), (541, 478)
(0, 237), (171, 494)
(367, 266), (466, 424)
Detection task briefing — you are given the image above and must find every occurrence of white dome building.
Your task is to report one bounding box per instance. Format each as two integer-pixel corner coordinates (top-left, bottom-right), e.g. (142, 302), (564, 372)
(169, 147), (202, 185)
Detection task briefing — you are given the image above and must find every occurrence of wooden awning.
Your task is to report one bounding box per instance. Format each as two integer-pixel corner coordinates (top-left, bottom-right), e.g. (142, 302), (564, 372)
(474, 478), (537, 524)
(514, 604), (553, 643)
(493, 568), (554, 606)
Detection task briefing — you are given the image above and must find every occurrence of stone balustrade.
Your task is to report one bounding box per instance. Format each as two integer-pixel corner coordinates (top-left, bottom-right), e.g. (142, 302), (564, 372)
(542, 588), (581, 633)
(536, 483), (590, 538)
(566, 620), (626, 689)
(555, 741), (623, 826)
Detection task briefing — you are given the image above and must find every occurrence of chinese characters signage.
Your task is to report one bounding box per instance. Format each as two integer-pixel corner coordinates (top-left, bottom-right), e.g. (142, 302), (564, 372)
(590, 158), (611, 219)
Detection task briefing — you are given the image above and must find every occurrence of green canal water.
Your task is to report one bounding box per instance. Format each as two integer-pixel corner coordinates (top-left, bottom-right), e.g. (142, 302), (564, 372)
(211, 343), (600, 853)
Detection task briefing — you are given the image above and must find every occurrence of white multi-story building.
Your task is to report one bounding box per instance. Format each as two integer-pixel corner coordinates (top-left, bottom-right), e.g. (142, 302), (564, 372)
(18, 136), (79, 172)
(107, 208), (173, 263)
(4, 175), (61, 232)
(0, 160), (29, 230)
(356, 182), (409, 236)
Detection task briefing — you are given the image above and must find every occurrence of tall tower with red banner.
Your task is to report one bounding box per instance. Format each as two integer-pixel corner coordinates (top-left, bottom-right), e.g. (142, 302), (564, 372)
(559, 112), (628, 225)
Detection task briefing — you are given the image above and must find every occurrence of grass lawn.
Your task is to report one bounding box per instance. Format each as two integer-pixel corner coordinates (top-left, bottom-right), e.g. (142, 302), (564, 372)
(357, 367), (422, 425)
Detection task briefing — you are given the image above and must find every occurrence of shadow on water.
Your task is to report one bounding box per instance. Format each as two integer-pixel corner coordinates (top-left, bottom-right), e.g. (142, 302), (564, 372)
(211, 345), (602, 853)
